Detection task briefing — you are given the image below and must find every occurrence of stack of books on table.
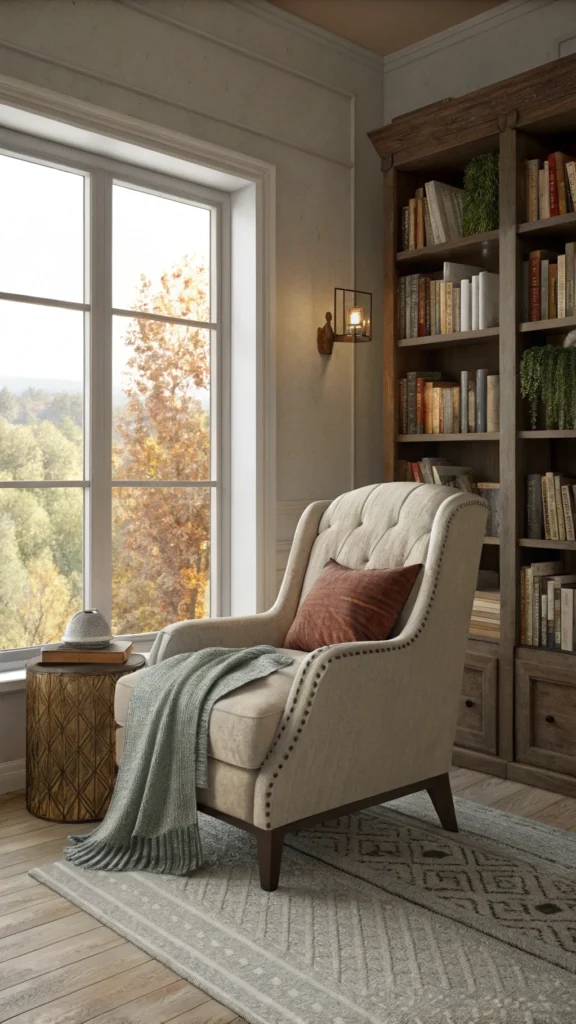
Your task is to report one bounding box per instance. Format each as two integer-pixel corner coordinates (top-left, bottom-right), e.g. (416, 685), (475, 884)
(398, 262), (499, 339)
(524, 153), (576, 222)
(399, 181), (464, 250)
(520, 560), (576, 650)
(522, 244), (576, 321)
(40, 641), (134, 665)
(526, 473), (576, 541)
(398, 369), (499, 434)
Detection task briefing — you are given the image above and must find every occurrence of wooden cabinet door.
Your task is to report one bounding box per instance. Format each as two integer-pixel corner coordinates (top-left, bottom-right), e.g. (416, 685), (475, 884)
(455, 647), (498, 755)
(516, 652), (576, 776)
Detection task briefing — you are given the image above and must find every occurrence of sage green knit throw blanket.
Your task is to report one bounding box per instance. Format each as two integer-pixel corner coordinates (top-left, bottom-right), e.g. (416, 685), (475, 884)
(65, 645), (293, 875)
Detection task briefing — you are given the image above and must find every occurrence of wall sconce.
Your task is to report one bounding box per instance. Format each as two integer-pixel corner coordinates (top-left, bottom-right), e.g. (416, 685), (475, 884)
(317, 288), (372, 355)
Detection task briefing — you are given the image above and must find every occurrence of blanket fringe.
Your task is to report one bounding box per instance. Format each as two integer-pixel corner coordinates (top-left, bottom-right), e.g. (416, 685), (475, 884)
(65, 824), (203, 875)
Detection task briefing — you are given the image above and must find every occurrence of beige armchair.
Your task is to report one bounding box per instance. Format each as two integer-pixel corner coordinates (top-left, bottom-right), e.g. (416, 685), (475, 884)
(115, 482), (487, 890)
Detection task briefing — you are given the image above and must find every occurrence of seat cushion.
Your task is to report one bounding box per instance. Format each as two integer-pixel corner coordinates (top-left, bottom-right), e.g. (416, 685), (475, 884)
(114, 648), (307, 771)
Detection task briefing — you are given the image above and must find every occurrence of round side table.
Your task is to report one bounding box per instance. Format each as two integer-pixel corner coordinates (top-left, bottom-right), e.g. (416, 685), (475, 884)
(26, 654), (146, 823)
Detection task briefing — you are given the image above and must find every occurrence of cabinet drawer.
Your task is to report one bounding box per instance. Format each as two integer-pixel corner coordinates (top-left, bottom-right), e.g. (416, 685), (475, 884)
(516, 654), (576, 776)
(455, 647), (498, 755)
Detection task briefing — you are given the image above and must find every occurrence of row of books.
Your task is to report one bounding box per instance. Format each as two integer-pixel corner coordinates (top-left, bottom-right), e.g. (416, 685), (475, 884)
(522, 245), (576, 322)
(400, 181), (465, 251)
(520, 560), (576, 651)
(398, 458), (500, 536)
(526, 473), (576, 542)
(399, 263), (499, 339)
(470, 588), (500, 640)
(399, 370), (499, 434)
(525, 153), (576, 222)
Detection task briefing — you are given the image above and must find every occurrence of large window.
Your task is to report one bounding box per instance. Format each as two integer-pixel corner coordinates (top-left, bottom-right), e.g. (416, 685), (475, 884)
(0, 136), (227, 664)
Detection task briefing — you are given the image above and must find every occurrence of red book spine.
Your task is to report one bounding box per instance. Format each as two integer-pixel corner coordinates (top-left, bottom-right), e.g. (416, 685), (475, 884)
(410, 462), (423, 482)
(529, 253), (541, 321)
(416, 378), (425, 433)
(548, 153), (559, 216)
(417, 277), (426, 336)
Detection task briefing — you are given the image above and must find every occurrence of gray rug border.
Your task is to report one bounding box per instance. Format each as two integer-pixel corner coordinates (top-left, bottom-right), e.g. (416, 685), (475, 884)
(29, 861), (267, 1024)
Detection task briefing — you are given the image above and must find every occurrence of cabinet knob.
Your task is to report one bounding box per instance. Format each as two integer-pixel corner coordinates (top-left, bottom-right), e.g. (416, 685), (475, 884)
(545, 714), (555, 724)
(465, 699), (474, 708)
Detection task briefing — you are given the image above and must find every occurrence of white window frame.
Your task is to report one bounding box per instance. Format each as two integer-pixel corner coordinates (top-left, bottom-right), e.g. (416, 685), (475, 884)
(0, 127), (231, 669)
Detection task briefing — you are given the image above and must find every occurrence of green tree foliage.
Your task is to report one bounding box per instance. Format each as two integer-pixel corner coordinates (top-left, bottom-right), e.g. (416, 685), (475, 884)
(112, 256), (211, 635)
(0, 254), (210, 650)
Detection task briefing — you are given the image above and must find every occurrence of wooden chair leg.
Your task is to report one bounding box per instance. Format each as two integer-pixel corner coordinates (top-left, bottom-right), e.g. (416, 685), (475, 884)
(426, 773), (458, 832)
(257, 829), (284, 891)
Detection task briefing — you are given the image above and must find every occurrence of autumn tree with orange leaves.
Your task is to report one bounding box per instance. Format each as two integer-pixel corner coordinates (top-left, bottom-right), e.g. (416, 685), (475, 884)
(112, 256), (212, 635)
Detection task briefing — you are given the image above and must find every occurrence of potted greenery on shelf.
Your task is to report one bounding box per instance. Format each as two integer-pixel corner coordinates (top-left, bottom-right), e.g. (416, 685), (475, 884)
(462, 153), (499, 236)
(520, 342), (576, 429)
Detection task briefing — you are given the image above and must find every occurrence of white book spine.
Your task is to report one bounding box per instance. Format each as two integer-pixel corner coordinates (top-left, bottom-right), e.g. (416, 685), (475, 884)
(479, 271), (499, 330)
(471, 275), (479, 331)
(461, 279), (471, 332)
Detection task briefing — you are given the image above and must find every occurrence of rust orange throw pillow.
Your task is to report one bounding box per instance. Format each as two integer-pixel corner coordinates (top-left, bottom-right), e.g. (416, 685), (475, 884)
(284, 559), (422, 652)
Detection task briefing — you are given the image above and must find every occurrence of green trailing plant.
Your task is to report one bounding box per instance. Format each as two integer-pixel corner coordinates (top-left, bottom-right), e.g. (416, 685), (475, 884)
(462, 153), (499, 235)
(520, 343), (576, 429)
(520, 345), (544, 429)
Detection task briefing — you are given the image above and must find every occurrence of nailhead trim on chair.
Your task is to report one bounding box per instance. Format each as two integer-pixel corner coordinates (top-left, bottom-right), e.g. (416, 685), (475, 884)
(260, 498), (485, 828)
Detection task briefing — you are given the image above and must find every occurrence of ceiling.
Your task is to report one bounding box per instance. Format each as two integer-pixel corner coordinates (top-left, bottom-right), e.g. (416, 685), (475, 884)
(266, 0), (507, 57)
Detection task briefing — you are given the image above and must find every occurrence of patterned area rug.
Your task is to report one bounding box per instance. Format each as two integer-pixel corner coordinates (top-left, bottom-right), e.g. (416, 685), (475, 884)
(32, 793), (576, 1023)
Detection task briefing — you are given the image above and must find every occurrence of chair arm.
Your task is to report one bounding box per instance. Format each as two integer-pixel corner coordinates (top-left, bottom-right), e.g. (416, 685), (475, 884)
(148, 610), (288, 664)
(254, 622), (470, 829)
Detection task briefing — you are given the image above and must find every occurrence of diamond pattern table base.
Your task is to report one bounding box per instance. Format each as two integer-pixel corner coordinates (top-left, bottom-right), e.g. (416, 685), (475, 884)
(26, 655), (145, 823)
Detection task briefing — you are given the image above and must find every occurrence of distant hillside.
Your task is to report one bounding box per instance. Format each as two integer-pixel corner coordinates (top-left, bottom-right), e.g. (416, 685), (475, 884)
(0, 378), (127, 407)
(0, 377), (83, 394)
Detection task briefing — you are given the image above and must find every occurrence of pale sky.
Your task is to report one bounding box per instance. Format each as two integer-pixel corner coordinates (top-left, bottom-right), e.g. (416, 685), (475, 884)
(0, 151), (211, 386)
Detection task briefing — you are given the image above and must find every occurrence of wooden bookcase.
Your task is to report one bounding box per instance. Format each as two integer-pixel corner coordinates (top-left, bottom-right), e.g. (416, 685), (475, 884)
(369, 53), (576, 793)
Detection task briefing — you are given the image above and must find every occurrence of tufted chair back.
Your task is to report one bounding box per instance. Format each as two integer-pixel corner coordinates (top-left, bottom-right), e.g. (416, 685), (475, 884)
(299, 483), (457, 634)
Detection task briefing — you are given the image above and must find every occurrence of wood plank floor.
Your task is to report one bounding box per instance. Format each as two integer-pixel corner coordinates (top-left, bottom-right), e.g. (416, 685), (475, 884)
(0, 769), (575, 1023)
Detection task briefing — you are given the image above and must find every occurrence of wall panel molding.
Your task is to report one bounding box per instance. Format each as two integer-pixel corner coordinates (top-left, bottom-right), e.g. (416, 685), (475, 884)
(0, 39), (353, 169)
(118, 0), (354, 100)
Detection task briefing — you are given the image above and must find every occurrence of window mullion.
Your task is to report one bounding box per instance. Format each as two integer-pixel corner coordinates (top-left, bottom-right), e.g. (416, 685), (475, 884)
(87, 169), (113, 623)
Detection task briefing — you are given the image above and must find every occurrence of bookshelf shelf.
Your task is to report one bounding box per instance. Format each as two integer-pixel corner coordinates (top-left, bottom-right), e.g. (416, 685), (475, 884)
(519, 538), (576, 549)
(518, 429), (576, 439)
(373, 53), (576, 794)
(397, 433), (499, 442)
(396, 230), (499, 267)
(398, 328), (498, 349)
(519, 315), (576, 334)
(518, 212), (576, 237)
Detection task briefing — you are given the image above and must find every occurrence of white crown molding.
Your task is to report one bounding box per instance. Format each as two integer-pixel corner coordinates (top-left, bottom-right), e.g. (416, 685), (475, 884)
(382, 0), (554, 74)
(118, 0), (354, 101)
(231, 0), (383, 74)
(0, 759), (25, 795)
(0, 39), (352, 169)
